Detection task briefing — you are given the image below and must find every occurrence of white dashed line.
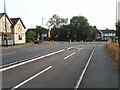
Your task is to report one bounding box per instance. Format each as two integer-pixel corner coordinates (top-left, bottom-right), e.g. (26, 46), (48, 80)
(78, 48), (84, 51)
(10, 66), (52, 90)
(64, 52), (76, 60)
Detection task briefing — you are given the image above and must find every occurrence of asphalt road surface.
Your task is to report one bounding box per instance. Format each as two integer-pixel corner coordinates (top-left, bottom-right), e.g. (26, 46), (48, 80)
(1, 42), (119, 89)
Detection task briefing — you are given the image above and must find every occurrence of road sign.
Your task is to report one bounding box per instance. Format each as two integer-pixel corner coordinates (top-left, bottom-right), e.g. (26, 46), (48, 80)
(3, 32), (9, 35)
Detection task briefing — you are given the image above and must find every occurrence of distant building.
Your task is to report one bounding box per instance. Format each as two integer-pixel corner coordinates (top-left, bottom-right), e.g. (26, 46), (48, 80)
(99, 29), (116, 41)
(0, 13), (26, 46)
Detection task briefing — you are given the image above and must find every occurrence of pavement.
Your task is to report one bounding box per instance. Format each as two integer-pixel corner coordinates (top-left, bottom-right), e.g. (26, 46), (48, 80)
(80, 44), (119, 88)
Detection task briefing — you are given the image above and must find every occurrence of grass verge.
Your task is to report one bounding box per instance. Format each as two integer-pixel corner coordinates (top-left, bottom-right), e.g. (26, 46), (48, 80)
(106, 40), (120, 69)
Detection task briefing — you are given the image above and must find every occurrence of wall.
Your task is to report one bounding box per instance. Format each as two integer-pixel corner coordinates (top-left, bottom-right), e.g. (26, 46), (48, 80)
(14, 19), (26, 44)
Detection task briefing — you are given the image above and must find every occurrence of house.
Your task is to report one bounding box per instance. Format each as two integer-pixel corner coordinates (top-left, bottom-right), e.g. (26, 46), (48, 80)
(99, 29), (116, 41)
(0, 13), (13, 45)
(11, 18), (26, 44)
(0, 13), (26, 45)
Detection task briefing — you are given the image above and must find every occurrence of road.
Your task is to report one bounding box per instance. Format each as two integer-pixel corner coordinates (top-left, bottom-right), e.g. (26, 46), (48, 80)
(1, 42), (119, 89)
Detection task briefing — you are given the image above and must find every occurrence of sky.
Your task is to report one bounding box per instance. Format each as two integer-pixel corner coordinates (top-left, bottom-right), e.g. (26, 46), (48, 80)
(0, 0), (120, 30)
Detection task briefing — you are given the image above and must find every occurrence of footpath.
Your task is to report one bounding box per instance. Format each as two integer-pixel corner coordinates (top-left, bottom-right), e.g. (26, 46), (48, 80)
(80, 44), (119, 89)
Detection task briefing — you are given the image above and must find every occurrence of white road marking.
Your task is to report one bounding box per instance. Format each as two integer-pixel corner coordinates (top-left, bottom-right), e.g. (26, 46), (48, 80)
(74, 48), (95, 90)
(67, 46), (74, 50)
(64, 52), (76, 60)
(78, 45), (83, 47)
(10, 66), (52, 90)
(0, 49), (65, 72)
(78, 48), (84, 51)
(2, 52), (15, 56)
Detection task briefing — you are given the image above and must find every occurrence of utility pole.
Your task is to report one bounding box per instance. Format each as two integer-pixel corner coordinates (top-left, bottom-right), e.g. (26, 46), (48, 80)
(4, 0), (8, 47)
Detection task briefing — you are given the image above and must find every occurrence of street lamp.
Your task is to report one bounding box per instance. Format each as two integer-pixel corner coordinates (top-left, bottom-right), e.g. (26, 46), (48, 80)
(42, 18), (47, 41)
(4, 0), (8, 47)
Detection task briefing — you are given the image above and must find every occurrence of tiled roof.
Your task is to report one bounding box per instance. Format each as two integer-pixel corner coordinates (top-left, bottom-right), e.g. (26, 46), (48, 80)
(10, 18), (26, 29)
(0, 13), (5, 19)
(0, 13), (13, 25)
(11, 18), (20, 26)
(100, 30), (116, 33)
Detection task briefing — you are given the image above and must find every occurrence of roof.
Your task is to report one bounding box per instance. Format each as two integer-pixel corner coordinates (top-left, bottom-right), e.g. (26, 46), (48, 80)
(0, 13), (13, 25)
(10, 18), (26, 29)
(100, 29), (116, 33)
(0, 13), (4, 19)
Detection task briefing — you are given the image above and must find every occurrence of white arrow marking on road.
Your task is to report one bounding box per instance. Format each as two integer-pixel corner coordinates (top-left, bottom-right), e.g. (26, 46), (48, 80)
(10, 66), (52, 90)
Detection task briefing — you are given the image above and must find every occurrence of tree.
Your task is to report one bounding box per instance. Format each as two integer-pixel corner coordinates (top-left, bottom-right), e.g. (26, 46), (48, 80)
(26, 29), (37, 42)
(70, 16), (95, 41)
(47, 14), (68, 41)
(47, 14), (68, 28)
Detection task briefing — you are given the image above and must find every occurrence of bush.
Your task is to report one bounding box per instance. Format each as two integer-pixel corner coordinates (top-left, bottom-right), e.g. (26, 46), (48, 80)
(106, 40), (120, 67)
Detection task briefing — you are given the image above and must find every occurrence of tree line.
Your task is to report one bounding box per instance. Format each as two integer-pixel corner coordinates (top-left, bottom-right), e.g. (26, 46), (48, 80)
(26, 14), (97, 42)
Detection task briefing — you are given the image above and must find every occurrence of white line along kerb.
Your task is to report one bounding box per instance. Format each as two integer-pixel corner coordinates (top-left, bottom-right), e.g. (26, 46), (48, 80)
(74, 48), (95, 90)
(10, 66), (52, 90)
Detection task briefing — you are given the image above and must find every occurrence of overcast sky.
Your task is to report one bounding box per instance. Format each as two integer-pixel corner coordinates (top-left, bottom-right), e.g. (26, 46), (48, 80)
(0, 0), (119, 29)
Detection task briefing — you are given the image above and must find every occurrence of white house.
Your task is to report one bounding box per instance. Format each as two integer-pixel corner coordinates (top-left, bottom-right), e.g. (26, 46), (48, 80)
(11, 18), (26, 44)
(0, 13), (26, 45)
(0, 13), (13, 45)
(99, 29), (116, 41)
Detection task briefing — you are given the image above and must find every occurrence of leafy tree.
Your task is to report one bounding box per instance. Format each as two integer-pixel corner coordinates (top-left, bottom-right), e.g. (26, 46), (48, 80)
(26, 26), (48, 42)
(70, 16), (95, 41)
(47, 14), (68, 28)
(26, 29), (37, 42)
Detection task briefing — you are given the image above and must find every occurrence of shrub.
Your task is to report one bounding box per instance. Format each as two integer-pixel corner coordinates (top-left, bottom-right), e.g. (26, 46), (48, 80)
(106, 40), (120, 67)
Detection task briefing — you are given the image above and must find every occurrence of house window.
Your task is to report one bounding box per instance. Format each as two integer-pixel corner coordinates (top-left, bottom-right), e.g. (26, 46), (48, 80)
(18, 25), (22, 32)
(18, 35), (22, 40)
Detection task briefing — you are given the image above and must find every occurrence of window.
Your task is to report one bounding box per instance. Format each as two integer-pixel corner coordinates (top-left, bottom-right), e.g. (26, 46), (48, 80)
(18, 35), (22, 40)
(18, 24), (22, 32)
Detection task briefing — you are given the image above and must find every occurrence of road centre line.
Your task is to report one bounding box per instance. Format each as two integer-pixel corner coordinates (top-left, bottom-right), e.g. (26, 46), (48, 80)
(0, 49), (65, 72)
(64, 52), (76, 60)
(74, 48), (95, 90)
(10, 66), (52, 90)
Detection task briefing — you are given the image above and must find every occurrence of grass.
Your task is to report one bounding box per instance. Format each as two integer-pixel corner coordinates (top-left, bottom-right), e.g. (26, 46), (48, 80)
(106, 40), (120, 68)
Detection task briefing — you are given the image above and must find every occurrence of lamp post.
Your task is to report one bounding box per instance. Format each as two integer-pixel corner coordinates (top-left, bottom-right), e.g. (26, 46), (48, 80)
(42, 18), (47, 41)
(4, 0), (8, 47)
(42, 18), (45, 42)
